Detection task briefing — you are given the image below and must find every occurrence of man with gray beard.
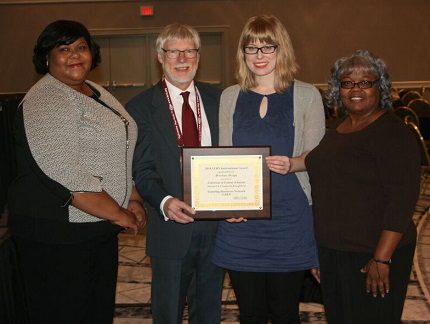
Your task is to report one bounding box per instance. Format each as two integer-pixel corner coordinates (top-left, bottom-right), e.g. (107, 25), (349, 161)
(126, 23), (223, 324)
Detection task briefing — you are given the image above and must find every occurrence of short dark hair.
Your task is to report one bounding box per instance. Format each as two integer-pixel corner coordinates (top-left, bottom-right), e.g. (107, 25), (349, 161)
(33, 20), (101, 75)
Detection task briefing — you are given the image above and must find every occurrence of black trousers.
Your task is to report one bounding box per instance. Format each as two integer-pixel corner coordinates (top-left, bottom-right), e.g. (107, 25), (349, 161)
(13, 233), (118, 324)
(318, 243), (415, 324)
(228, 269), (305, 324)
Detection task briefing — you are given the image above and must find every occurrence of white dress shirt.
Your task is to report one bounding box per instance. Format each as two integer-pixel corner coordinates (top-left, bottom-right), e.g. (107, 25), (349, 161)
(160, 78), (212, 219)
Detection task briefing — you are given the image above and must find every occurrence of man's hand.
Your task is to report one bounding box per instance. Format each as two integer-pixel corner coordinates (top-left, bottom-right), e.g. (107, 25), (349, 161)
(163, 197), (195, 224)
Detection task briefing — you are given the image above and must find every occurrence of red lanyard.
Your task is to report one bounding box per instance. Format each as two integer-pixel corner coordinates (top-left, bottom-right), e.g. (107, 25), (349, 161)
(162, 78), (202, 147)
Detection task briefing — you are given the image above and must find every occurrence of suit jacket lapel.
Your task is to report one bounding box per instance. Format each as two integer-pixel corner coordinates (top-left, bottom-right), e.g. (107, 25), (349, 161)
(151, 82), (181, 157)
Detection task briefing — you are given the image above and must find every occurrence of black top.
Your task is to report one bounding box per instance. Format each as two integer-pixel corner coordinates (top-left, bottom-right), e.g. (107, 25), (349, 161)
(305, 112), (420, 252)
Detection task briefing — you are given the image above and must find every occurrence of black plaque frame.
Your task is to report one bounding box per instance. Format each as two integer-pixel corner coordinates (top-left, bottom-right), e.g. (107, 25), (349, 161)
(182, 146), (271, 220)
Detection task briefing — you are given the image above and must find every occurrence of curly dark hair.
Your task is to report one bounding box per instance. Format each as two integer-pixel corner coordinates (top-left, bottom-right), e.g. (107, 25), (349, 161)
(33, 20), (100, 75)
(326, 49), (392, 111)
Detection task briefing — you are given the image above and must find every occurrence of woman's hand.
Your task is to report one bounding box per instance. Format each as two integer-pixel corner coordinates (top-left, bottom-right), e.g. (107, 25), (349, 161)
(225, 217), (247, 223)
(112, 207), (143, 235)
(310, 267), (321, 283)
(265, 152), (309, 174)
(265, 155), (291, 175)
(362, 230), (401, 297)
(361, 259), (390, 298)
(127, 199), (147, 227)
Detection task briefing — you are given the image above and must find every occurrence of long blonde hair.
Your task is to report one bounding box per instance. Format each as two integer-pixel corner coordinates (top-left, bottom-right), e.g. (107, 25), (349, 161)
(236, 15), (298, 93)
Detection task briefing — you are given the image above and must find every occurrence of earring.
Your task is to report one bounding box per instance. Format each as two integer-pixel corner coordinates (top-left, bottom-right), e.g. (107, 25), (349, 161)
(46, 56), (49, 68)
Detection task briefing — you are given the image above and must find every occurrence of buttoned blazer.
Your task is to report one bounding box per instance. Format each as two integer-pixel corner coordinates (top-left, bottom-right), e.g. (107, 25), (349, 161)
(126, 81), (220, 258)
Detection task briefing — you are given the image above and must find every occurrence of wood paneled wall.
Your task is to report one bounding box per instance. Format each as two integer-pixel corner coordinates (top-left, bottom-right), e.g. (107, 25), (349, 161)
(1, 0), (430, 93)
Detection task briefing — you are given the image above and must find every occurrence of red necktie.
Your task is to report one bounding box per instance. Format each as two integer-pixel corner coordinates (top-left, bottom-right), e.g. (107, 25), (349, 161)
(181, 91), (199, 147)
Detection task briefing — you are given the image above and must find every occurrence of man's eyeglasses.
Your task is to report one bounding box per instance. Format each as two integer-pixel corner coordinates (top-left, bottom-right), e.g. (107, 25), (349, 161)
(340, 80), (379, 89)
(243, 45), (277, 55)
(161, 48), (199, 59)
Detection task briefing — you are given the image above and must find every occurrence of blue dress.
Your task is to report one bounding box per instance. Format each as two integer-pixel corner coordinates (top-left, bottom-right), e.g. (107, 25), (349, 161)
(212, 86), (318, 272)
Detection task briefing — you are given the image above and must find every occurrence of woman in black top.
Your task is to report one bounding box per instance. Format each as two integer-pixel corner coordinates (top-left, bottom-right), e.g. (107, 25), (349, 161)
(305, 50), (421, 323)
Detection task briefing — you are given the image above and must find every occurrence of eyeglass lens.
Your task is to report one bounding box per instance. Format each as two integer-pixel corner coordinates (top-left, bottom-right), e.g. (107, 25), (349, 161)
(244, 45), (277, 54)
(340, 80), (378, 89)
(163, 49), (198, 59)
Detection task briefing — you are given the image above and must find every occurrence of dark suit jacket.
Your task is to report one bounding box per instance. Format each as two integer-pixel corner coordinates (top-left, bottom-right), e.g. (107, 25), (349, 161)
(126, 81), (220, 258)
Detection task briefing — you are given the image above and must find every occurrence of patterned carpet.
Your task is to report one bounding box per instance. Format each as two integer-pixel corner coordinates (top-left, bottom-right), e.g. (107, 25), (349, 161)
(114, 174), (430, 323)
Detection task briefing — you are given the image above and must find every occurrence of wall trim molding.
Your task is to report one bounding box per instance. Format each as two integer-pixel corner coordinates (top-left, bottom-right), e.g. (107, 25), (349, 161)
(0, 0), (224, 4)
(2, 81), (429, 96)
(0, 0), (133, 4)
(89, 25), (230, 36)
(314, 81), (430, 91)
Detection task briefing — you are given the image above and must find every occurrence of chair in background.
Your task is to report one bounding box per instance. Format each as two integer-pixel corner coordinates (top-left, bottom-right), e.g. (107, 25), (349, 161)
(406, 120), (430, 168)
(402, 90), (422, 106)
(404, 115), (416, 124)
(394, 106), (420, 128)
(398, 88), (410, 98)
(409, 98), (430, 114)
(409, 98), (430, 142)
(405, 116), (430, 213)
(406, 120), (430, 205)
(391, 88), (403, 108)
(392, 98), (404, 109)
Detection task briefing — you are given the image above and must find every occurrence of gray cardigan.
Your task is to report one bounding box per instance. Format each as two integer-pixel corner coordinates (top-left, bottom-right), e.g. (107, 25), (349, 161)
(219, 80), (325, 204)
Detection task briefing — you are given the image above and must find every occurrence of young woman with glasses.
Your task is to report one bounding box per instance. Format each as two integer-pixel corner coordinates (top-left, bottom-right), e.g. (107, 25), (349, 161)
(212, 15), (325, 323)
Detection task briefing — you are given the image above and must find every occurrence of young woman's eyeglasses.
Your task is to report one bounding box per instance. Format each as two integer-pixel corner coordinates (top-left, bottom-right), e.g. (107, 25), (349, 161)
(162, 48), (199, 59)
(340, 80), (379, 89)
(243, 45), (277, 55)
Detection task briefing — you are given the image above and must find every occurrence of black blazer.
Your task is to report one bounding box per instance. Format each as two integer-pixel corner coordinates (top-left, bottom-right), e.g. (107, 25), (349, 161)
(126, 81), (220, 258)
